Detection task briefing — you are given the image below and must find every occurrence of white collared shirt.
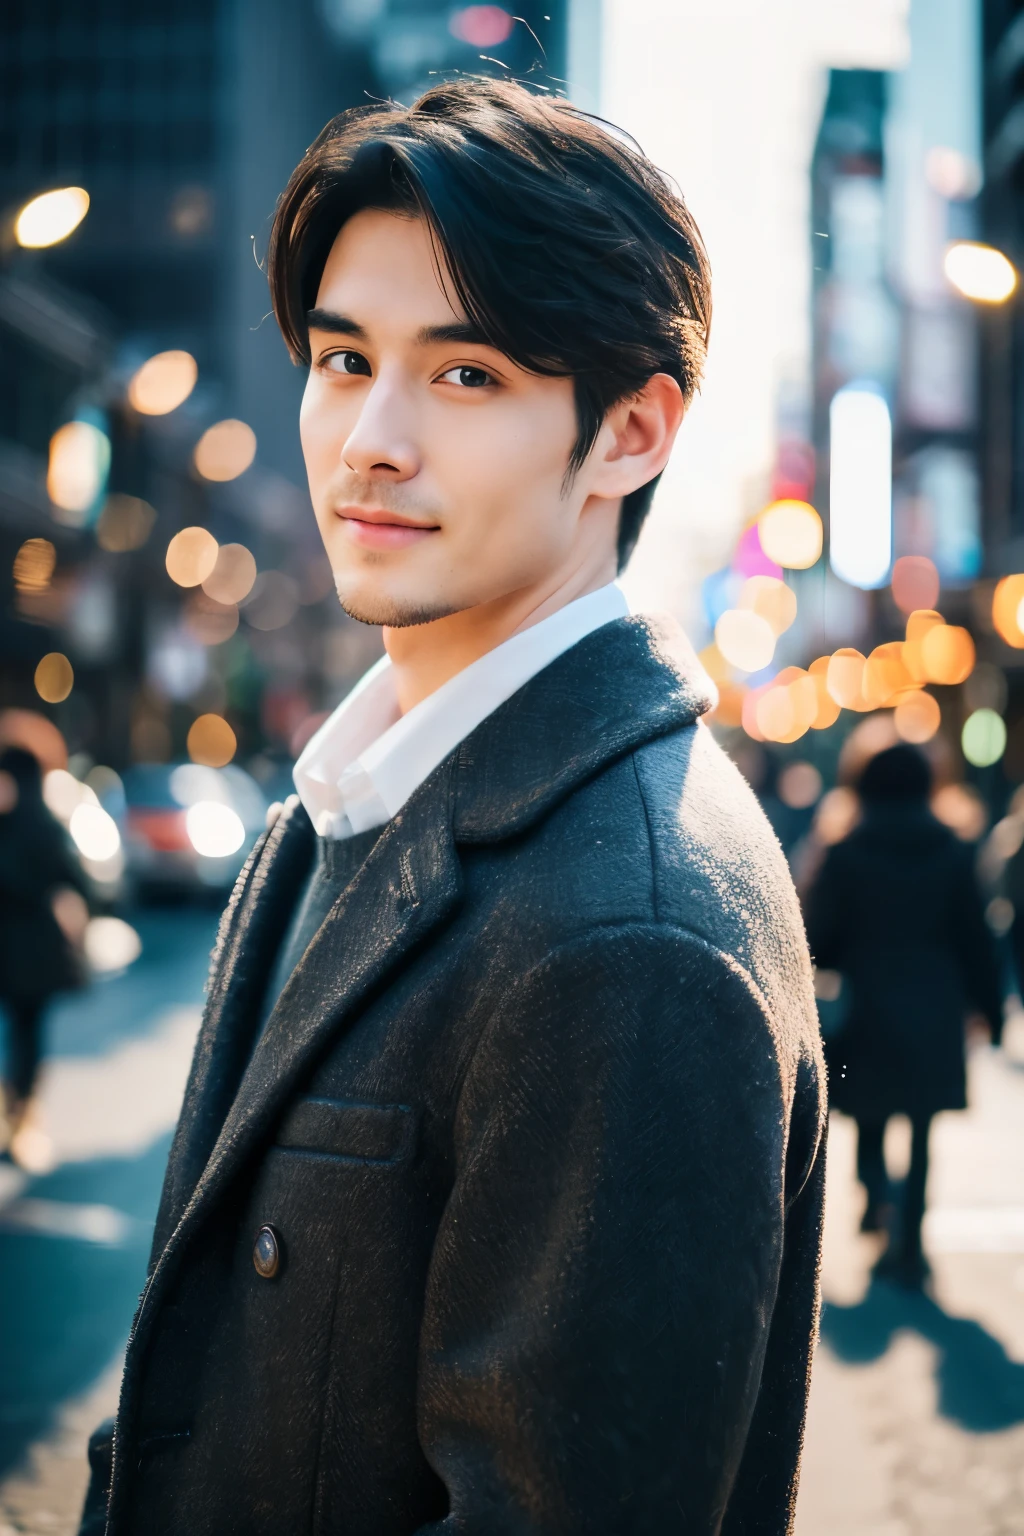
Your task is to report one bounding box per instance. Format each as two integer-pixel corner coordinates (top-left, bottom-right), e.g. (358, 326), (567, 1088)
(293, 583), (630, 839)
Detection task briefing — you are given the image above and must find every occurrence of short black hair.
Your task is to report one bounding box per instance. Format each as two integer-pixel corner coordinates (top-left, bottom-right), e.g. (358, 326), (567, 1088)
(268, 78), (711, 570)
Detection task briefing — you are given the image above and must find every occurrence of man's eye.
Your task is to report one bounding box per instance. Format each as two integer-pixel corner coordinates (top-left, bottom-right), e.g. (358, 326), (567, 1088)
(325, 351), (371, 376)
(439, 365), (494, 388)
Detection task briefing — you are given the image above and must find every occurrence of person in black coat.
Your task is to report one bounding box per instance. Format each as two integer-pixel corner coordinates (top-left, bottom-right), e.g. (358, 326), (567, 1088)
(83, 80), (825, 1535)
(804, 744), (1002, 1285)
(0, 747), (88, 1141)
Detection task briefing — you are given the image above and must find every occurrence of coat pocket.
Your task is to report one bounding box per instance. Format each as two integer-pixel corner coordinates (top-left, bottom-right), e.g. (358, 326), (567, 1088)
(274, 1095), (416, 1163)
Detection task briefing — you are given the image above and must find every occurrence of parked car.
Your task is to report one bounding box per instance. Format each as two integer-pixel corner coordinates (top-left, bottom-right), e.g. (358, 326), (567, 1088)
(122, 762), (267, 900)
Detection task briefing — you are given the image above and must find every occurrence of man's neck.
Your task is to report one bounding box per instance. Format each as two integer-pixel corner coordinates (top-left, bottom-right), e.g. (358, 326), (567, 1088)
(383, 558), (617, 715)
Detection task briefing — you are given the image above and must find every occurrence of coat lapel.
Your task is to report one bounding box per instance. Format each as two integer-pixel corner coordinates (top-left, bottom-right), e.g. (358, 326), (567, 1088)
(152, 760), (462, 1279)
(151, 800), (314, 1251)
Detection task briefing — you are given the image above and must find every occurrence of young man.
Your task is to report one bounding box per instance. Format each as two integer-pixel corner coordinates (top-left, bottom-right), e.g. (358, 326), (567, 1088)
(84, 80), (824, 1535)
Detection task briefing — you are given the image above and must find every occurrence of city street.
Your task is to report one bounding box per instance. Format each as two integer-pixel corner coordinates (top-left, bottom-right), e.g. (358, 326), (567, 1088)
(0, 913), (1023, 1535)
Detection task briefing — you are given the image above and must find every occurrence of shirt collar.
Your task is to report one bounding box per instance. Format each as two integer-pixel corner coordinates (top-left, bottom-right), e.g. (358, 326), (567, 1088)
(293, 582), (629, 839)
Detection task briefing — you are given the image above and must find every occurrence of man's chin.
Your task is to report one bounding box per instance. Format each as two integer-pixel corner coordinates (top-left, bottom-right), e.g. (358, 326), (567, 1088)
(336, 583), (463, 630)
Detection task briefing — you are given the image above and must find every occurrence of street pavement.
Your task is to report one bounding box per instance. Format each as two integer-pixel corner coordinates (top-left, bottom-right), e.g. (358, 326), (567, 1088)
(1, 910), (1023, 1535)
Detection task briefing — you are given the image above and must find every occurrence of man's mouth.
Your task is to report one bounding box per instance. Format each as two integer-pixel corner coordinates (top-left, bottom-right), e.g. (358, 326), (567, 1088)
(335, 505), (440, 551)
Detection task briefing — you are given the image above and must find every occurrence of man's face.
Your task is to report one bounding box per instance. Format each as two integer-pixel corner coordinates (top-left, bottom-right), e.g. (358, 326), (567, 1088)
(300, 209), (592, 627)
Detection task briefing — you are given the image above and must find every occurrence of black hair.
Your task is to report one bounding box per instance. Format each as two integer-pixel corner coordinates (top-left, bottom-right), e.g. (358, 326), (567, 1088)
(268, 78), (711, 570)
(859, 744), (932, 804)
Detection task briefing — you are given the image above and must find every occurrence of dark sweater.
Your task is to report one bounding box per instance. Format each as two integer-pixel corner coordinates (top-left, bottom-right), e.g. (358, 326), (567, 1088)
(259, 824), (382, 1039)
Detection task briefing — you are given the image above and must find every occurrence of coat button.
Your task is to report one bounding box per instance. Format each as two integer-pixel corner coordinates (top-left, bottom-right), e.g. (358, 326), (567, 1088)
(252, 1224), (281, 1278)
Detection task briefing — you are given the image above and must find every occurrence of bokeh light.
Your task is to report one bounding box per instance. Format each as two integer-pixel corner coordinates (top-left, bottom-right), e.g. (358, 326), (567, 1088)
(932, 782), (988, 841)
(715, 608), (775, 672)
(808, 658), (841, 730)
(777, 761), (823, 809)
(962, 708), (1007, 768)
(814, 786), (861, 846)
(448, 5), (515, 45)
(34, 652), (74, 704)
(829, 387), (892, 590)
(738, 575), (797, 636)
(202, 543), (257, 604)
(185, 801), (246, 857)
(47, 420), (110, 520)
(862, 642), (914, 709)
(14, 186), (89, 248)
(193, 419), (257, 481)
(904, 608), (945, 680)
(128, 350), (198, 415)
(13, 538), (56, 594)
(894, 690), (941, 743)
(943, 241), (1017, 303)
(96, 494), (156, 553)
(69, 802), (121, 861)
(920, 623), (975, 685)
(187, 713), (237, 767)
(43, 769), (97, 823)
(891, 555), (940, 615)
(992, 575), (1024, 647)
(166, 526), (219, 587)
(757, 500), (822, 569)
(83, 915), (142, 973)
(826, 649), (866, 710)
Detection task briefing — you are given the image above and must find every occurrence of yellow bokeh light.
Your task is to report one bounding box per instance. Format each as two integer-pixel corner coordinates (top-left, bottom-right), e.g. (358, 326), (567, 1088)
(826, 649), (866, 710)
(13, 538), (56, 595)
(187, 713), (237, 768)
(862, 642), (915, 710)
(920, 624), (975, 685)
(757, 500), (823, 570)
(14, 187), (89, 249)
(201, 543), (257, 605)
(738, 575), (797, 637)
(715, 608), (776, 673)
(47, 420), (110, 518)
(993, 576), (1024, 648)
(809, 658), (842, 730)
(34, 652), (74, 704)
(894, 690), (941, 744)
(904, 608), (945, 680)
(166, 527), (219, 588)
(944, 241), (1017, 304)
(193, 419), (257, 482)
(128, 351), (198, 416)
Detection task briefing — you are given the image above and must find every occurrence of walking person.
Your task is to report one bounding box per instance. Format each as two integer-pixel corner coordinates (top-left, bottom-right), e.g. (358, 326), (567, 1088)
(805, 743), (1003, 1287)
(0, 746), (89, 1168)
(83, 79), (825, 1535)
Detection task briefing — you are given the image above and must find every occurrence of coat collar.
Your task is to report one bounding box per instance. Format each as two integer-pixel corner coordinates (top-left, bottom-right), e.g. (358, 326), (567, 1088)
(453, 613), (714, 840)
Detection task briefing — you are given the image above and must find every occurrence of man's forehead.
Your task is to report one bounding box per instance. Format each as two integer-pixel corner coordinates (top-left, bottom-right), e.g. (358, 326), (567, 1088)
(315, 208), (462, 323)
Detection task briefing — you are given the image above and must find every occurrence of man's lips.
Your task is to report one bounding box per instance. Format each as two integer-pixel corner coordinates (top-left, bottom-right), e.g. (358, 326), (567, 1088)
(335, 505), (440, 550)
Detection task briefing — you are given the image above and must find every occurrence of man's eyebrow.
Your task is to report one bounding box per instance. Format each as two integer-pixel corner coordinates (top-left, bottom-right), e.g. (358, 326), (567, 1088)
(416, 320), (494, 348)
(306, 309), (367, 338)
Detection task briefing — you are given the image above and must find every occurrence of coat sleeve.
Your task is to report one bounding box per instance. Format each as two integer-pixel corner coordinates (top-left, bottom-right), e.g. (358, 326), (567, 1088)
(802, 846), (845, 972)
(951, 843), (1004, 1042)
(413, 923), (819, 1535)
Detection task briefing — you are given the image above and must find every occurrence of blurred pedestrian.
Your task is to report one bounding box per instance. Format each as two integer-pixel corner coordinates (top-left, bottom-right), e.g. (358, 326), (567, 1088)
(0, 747), (89, 1167)
(805, 743), (1003, 1287)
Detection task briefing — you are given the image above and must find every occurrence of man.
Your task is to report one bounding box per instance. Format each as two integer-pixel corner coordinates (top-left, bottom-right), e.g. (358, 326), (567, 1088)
(84, 80), (824, 1535)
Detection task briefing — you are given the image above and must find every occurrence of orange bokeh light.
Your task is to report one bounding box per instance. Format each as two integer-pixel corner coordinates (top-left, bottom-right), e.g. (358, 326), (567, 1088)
(992, 575), (1024, 648)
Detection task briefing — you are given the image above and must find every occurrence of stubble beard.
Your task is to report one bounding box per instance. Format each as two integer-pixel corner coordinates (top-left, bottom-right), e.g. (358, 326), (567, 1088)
(334, 571), (464, 630)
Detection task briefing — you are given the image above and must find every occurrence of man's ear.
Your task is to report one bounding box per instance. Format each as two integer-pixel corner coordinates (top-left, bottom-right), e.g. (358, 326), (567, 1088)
(586, 374), (685, 502)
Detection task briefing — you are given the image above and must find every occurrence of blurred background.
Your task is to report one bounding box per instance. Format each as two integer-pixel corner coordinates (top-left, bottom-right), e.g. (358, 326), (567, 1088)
(1, 1), (1024, 1532)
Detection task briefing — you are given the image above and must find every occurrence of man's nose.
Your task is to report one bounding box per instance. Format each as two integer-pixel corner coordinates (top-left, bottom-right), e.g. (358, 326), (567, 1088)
(341, 377), (420, 480)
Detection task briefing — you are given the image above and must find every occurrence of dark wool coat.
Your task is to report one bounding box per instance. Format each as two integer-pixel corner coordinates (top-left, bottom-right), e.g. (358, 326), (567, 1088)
(82, 616), (825, 1536)
(0, 775), (87, 1003)
(804, 805), (1002, 1123)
